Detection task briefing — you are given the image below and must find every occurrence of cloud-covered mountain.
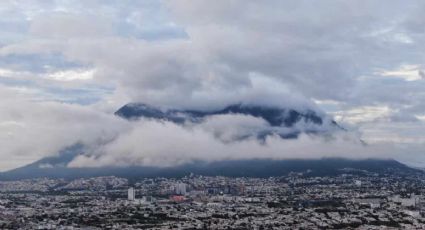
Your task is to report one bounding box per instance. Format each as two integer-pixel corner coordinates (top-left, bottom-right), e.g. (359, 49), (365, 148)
(1, 1), (425, 171)
(0, 102), (412, 180)
(115, 102), (339, 139)
(0, 143), (416, 180)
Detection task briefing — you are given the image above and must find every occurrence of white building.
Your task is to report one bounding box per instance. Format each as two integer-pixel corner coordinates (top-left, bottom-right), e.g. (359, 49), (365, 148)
(128, 187), (135, 201)
(175, 183), (187, 195)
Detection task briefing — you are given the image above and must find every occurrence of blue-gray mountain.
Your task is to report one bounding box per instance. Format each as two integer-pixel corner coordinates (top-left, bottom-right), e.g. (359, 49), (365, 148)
(0, 103), (417, 180)
(0, 144), (417, 180)
(115, 103), (340, 139)
(115, 103), (325, 126)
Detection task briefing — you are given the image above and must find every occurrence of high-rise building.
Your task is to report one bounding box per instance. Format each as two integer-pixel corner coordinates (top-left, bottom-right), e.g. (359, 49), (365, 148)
(128, 187), (135, 201)
(175, 183), (187, 195)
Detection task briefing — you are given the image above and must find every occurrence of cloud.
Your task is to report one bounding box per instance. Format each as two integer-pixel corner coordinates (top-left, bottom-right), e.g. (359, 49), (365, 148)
(0, 1), (424, 111)
(419, 70), (425, 79)
(377, 64), (425, 81)
(67, 115), (425, 169)
(0, 81), (367, 171)
(0, 80), (423, 172)
(196, 114), (270, 142)
(0, 85), (127, 171)
(44, 68), (96, 81)
(0, 1), (424, 170)
(67, 118), (366, 168)
(1, 1), (421, 114)
(29, 13), (113, 39)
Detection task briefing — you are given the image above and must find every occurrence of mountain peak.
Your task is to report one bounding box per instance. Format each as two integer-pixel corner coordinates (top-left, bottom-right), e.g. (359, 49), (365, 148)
(114, 102), (337, 139)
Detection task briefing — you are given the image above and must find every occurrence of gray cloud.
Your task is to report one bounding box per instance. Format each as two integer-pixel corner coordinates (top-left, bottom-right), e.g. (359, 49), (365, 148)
(0, 86), (128, 170)
(67, 116), (425, 169)
(0, 85), (421, 171)
(0, 1), (424, 169)
(29, 13), (113, 39)
(67, 118), (365, 168)
(419, 70), (425, 79)
(1, 1), (424, 109)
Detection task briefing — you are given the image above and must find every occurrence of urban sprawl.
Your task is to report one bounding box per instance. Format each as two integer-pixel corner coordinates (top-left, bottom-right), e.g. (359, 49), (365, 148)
(1, 169), (425, 229)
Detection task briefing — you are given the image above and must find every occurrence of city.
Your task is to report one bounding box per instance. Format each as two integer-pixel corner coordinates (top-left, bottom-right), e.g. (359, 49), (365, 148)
(1, 168), (425, 229)
(1, 1), (425, 229)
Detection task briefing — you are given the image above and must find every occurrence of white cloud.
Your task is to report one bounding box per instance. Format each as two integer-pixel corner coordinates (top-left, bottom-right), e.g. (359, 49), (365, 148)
(67, 119), (366, 168)
(376, 64), (424, 81)
(333, 106), (392, 124)
(0, 86), (128, 171)
(66, 116), (425, 169)
(44, 68), (95, 81)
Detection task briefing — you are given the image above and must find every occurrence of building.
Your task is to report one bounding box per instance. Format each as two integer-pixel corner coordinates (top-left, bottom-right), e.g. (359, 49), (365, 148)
(170, 195), (185, 202)
(175, 183), (187, 195)
(354, 180), (362, 186)
(128, 187), (135, 201)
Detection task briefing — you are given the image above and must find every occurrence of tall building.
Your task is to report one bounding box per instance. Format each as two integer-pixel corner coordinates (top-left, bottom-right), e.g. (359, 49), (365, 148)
(175, 183), (187, 195)
(128, 187), (135, 201)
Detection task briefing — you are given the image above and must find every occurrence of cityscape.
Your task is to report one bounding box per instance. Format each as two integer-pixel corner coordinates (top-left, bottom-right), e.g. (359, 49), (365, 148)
(1, 167), (425, 229)
(1, 0), (425, 229)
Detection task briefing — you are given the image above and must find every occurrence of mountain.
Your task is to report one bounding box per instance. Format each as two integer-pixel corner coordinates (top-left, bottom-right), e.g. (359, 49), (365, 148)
(115, 102), (339, 139)
(0, 144), (417, 180)
(115, 103), (326, 126)
(0, 102), (412, 181)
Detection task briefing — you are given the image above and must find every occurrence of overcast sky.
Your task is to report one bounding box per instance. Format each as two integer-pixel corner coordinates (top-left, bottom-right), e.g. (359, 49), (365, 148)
(1, 0), (425, 171)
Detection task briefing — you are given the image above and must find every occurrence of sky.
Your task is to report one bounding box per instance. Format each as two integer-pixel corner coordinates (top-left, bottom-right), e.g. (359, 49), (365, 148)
(1, 0), (425, 171)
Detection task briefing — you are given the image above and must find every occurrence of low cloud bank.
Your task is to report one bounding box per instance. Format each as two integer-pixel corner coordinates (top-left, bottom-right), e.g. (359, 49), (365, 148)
(68, 117), (383, 168)
(0, 86), (128, 170)
(1, 85), (422, 171)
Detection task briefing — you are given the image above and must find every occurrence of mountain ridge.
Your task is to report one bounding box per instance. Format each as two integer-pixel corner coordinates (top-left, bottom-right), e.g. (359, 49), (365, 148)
(0, 147), (417, 180)
(115, 102), (327, 127)
(0, 103), (412, 181)
(115, 102), (339, 139)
